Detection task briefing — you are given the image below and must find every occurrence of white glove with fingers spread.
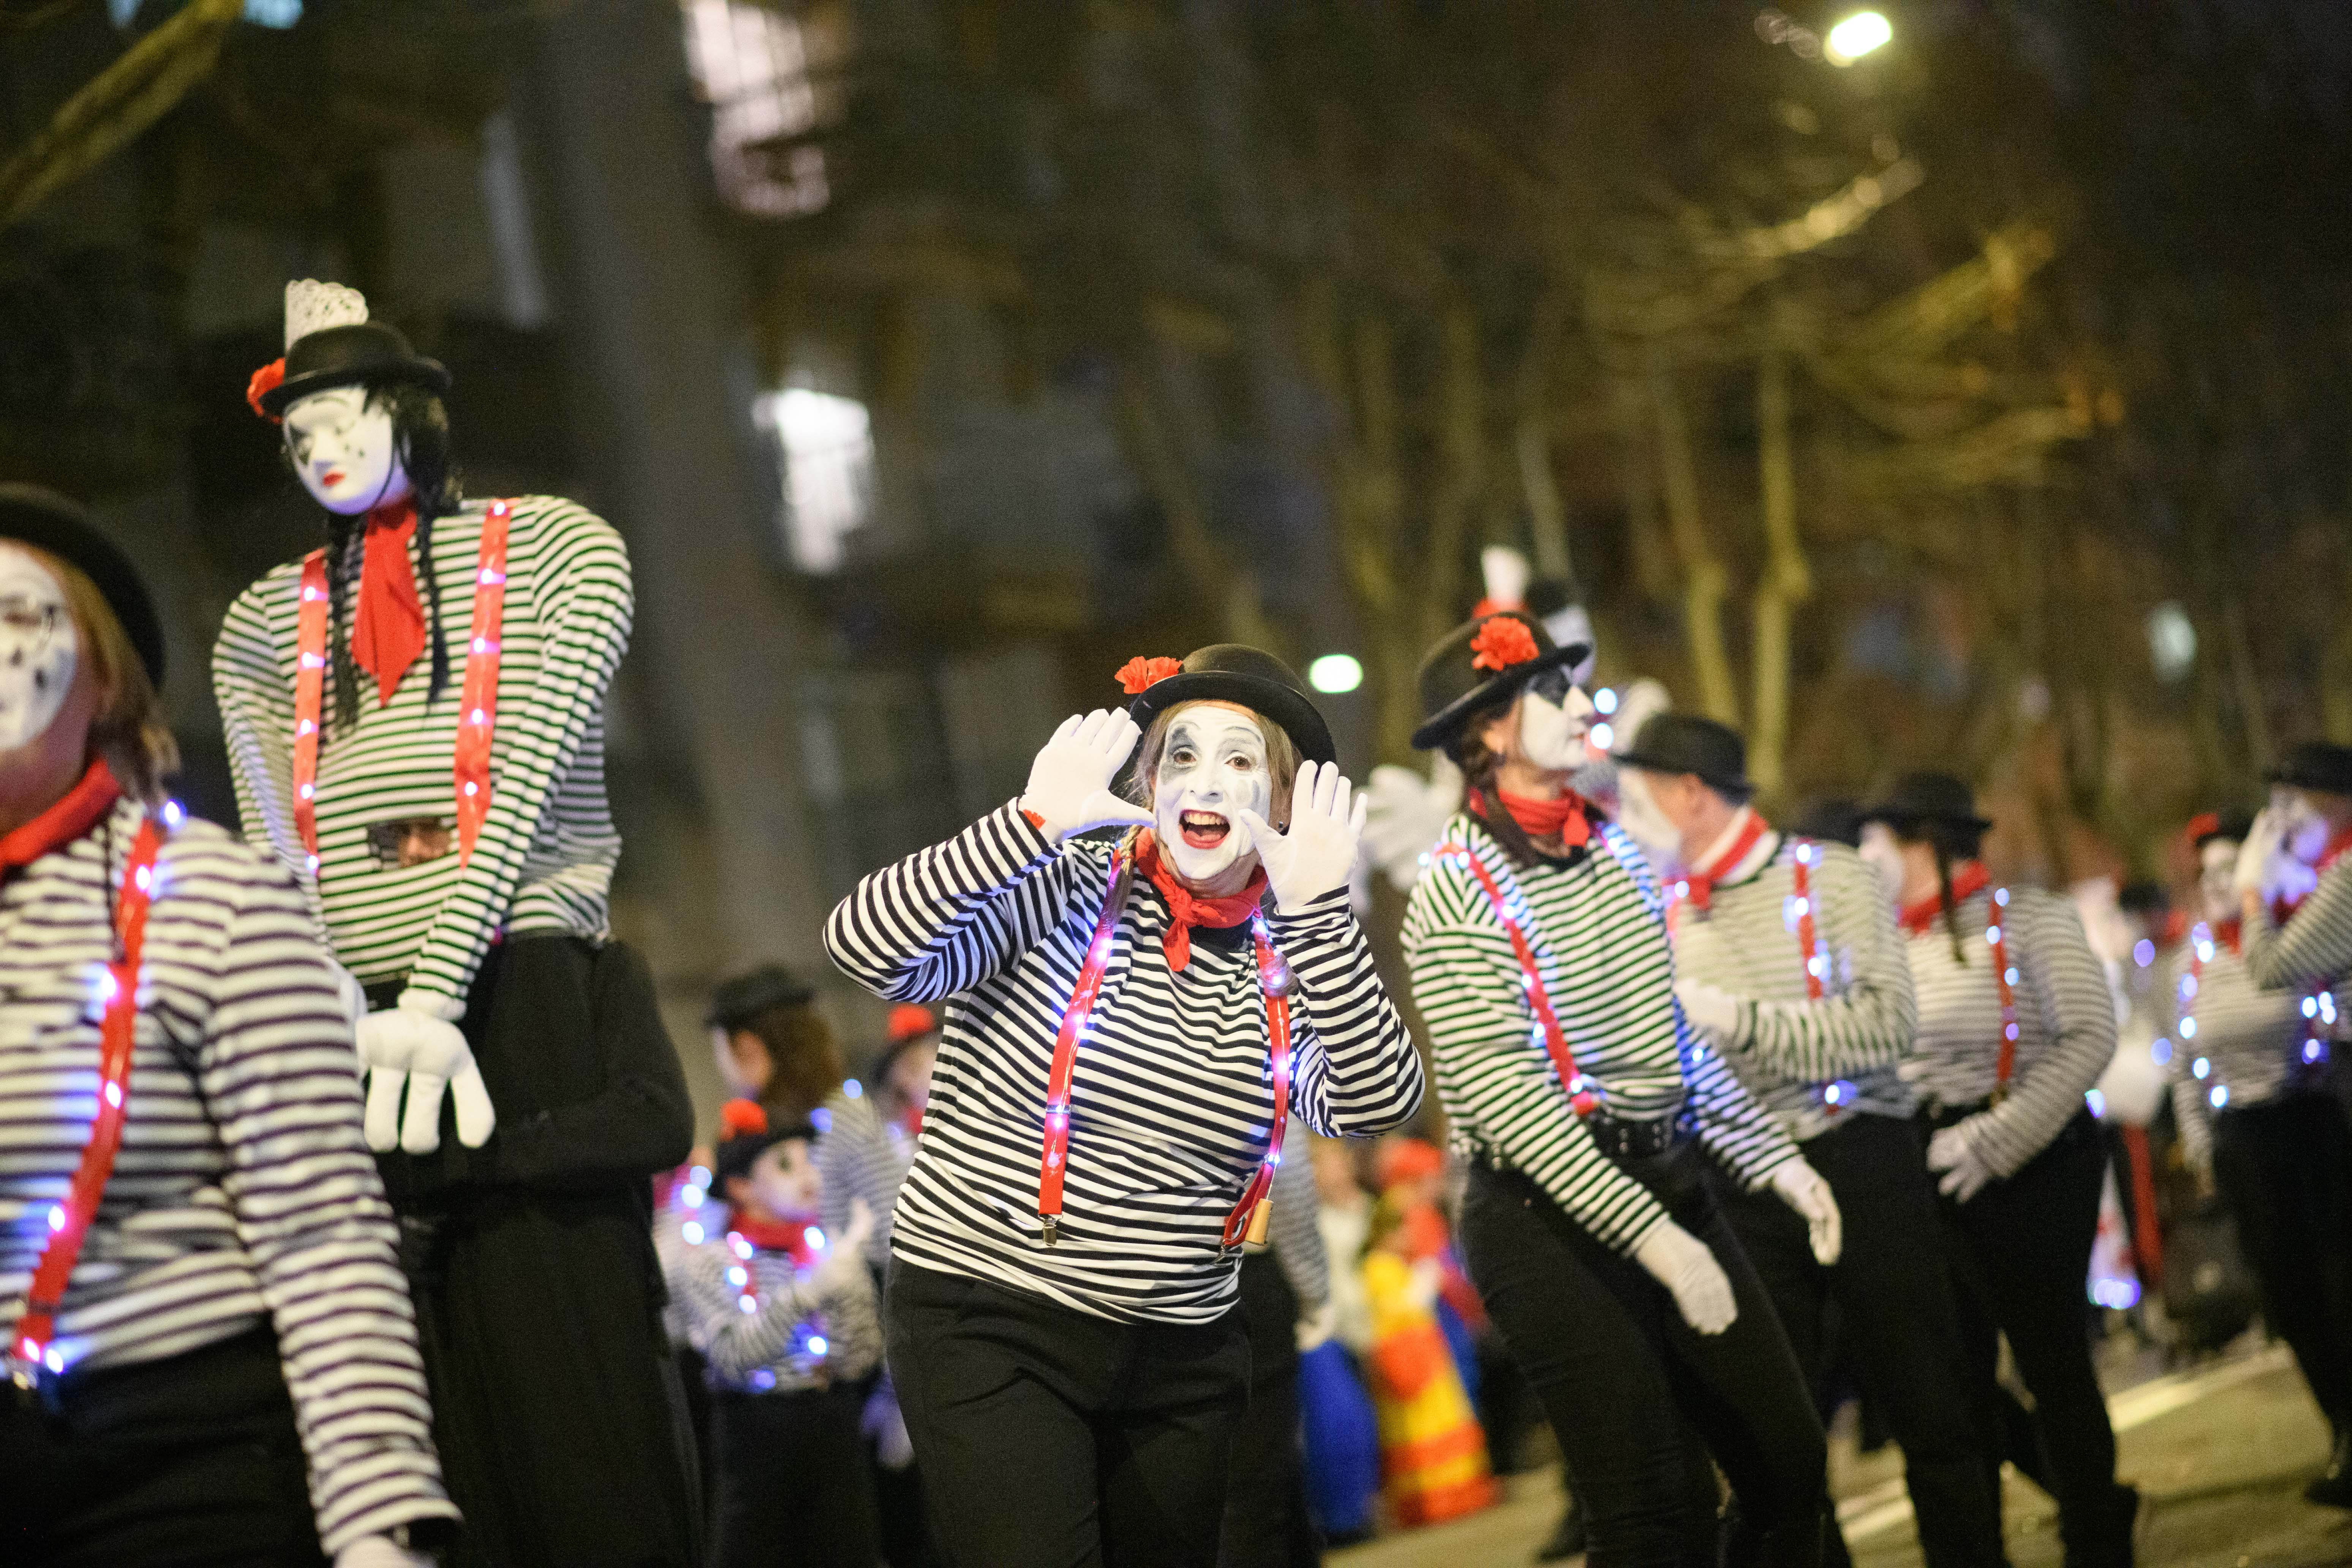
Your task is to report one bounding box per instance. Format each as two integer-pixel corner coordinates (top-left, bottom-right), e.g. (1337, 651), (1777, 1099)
(1674, 978), (1745, 1047)
(1631, 1219), (1738, 1335)
(1926, 1122), (1998, 1203)
(811, 1197), (876, 1296)
(1238, 760), (1369, 910)
(334, 1536), (435, 1568)
(358, 992), (495, 1155)
(1768, 1159), (1843, 1266)
(1021, 710), (1157, 844)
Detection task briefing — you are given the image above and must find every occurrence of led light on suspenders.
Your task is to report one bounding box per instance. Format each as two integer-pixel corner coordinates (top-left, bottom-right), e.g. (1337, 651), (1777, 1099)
(1442, 838), (1602, 1119)
(1035, 852), (1136, 1246)
(1984, 887), (2020, 1106)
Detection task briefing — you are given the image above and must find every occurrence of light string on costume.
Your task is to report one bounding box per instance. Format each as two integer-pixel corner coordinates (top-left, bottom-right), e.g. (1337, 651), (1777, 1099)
(1668, 831), (1847, 1113)
(719, 1223), (832, 1388)
(9, 816), (167, 1389)
(291, 499), (512, 876)
(1986, 887), (2020, 1104)
(1440, 838), (1600, 1117)
(2178, 921), (2333, 1113)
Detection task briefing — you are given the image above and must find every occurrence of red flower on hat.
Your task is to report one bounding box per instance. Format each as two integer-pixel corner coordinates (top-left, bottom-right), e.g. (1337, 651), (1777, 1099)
(1116, 655), (1184, 695)
(246, 358), (286, 422)
(718, 1099), (770, 1139)
(1469, 616), (1540, 674)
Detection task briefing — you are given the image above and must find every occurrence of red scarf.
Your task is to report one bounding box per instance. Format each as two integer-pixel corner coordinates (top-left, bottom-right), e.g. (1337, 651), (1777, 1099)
(1680, 807), (1769, 912)
(1469, 788), (1593, 849)
(1900, 861), (1990, 935)
(0, 759), (123, 874)
(729, 1211), (819, 1268)
(351, 501), (428, 706)
(1133, 830), (1267, 972)
(2209, 917), (2242, 956)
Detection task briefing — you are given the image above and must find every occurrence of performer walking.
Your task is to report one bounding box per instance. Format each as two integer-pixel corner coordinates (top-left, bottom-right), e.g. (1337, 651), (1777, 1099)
(825, 646), (1422, 1568)
(213, 283), (696, 1566)
(1621, 714), (2003, 1568)
(1, 486), (454, 1566)
(1859, 774), (2135, 1565)
(1400, 611), (1832, 1567)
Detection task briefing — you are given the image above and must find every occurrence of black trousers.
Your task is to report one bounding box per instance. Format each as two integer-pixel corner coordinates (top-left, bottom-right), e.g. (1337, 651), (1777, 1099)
(708, 1385), (880, 1568)
(886, 1262), (1252, 1568)
(2213, 1092), (2352, 1430)
(1218, 1253), (1320, 1568)
(2, 1328), (328, 1568)
(1714, 1115), (2003, 1568)
(1458, 1152), (1827, 1568)
(1932, 1109), (2134, 1562)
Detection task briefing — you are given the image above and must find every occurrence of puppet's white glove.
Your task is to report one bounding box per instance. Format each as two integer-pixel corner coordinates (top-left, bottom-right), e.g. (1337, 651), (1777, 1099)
(1021, 710), (1156, 844)
(1363, 758), (1463, 892)
(1674, 979), (1745, 1048)
(1769, 1159), (1843, 1266)
(359, 992), (495, 1155)
(1926, 1122), (1998, 1204)
(811, 1198), (876, 1298)
(1631, 1220), (1737, 1335)
(334, 1536), (435, 1568)
(1239, 761), (1369, 910)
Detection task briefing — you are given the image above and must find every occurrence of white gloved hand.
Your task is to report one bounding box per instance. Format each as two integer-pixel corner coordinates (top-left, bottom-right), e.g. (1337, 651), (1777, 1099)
(1020, 710), (1157, 844)
(1768, 1159), (1843, 1266)
(812, 1197), (876, 1296)
(862, 1372), (915, 1470)
(357, 994), (495, 1155)
(2232, 806), (2314, 904)
(1926, 1122), (1998, 1203)
(334, 1536), (435, 1568)
(1631, 1219), (1738, 1335)
(1295, 1299), (1338, 1354)
(1238, 761), (1370, 910)
(1363, 758), (1463, 892)
(1674, 978), (1745, 1047)
(328, 960), (369, 1037)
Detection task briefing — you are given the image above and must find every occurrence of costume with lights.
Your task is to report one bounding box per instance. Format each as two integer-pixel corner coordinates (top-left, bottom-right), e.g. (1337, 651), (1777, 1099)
(212, 283), (696, 1567)
(1399, 611), (1830, 1566)
(824, 645), (1421, 1568)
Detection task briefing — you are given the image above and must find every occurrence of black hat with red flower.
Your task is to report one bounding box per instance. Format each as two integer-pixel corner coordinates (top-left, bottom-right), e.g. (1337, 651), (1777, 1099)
(1117, 645), (1337, 765)
(1410, 612), (1592, 752)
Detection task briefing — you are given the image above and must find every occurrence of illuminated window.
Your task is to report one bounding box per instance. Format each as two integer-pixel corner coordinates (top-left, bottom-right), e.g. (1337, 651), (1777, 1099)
(680, 0), (846, 218)
(756, 388), (873, 572)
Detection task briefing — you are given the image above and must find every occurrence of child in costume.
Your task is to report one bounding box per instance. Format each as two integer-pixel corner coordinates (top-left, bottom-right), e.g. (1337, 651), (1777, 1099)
(1360, 1195), (1500, 1528)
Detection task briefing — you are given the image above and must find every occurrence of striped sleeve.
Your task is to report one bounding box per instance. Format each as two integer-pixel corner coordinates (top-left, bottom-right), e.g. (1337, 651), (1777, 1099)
(1728, 846), (1917, 1080)
(817, 1092), (909, 1266)
(1681, 1035), (1802, 1188)
(1959, 890), (2116, 1176)
(1266, 890), (1423, 1139)
(680, 1241), (881, 1385)
(1266, 1145), (1329, 1315)
(2245, 861), (2352, 994)
(213, 572), (326, 936)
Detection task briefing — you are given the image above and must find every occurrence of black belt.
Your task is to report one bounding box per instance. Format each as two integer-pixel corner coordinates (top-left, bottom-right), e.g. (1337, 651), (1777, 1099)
(1917, 1098), (1992, 1132)
(1584, 1109), (1695, 1162)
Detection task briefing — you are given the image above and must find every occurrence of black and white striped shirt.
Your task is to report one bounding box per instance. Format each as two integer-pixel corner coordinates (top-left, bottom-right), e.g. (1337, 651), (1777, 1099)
(2245, 857), (2352, 1000)
(213, 496), (631, 1005)
(1401, 814), (1799, 1255)
(824, 801), (1422, 1324)
(817, 1086), (913, 1269)
(675, 1227), (883, 1394)
(1901, 883), (2114, 1176)
(1673, 820), (1917, 1142)
(2159, 932), (2351, 1167)
(0, 799), (455, 1554)
(1265, 1141), (1329, 1315)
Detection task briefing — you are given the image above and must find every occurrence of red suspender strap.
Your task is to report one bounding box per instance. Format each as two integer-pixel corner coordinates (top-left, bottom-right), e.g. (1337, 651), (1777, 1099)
(1987, 889), (2019, 1101)
(455, 499), (512, 866)
(1787, 841), (1827, 1001)
(1440, 839), (1598, 1118)
(292, 552), (330, 869)
(9, 817), (166, 1388)
(1222, 920), (1294, 1252)
(1036, 851), (1135, 1244)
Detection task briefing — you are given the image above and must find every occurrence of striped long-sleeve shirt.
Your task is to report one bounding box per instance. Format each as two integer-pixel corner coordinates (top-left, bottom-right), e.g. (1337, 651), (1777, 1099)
(1673, 819), (1917, 1142)
(1401, 814), (1800, 1256)
(2159, 930), (2350, 1168)
(823, 801), (1422, 1324)
(1265, 1141), (1330, 1317)
(1902, 883), (2115, 1177)
(2245, 855), (2352, 1001)
(817, 1086), (913, 1269)
(0, 800), (455, 1554)
(212, 495), (632, 1007)
(676, 1227), (883, 1393)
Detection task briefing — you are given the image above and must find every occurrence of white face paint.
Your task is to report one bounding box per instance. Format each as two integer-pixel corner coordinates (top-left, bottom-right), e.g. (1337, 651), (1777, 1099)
(1516, 674), (1595, 773)
(2275, 787), (2332, 864)
(1857, 822), (1905, 907)
(1614, 767), (1680, 863)
(1153, 702), (1273, 885)
(284, 386), (412, 515)
(0, 544), (76, 751)
(2198, 839), (2241, 925)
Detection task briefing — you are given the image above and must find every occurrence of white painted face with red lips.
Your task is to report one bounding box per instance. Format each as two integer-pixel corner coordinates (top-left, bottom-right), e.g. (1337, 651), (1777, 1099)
(284, 386), (413, 516)
(0, 544), (74, 751)
(1152, 701), (1273, 886)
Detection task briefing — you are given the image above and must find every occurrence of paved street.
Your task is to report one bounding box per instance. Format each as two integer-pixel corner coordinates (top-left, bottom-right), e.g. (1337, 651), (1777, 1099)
(1334, 1343), (2351, 1566)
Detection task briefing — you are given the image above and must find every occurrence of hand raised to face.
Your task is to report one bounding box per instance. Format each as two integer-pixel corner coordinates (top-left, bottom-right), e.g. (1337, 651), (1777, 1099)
(1236, 760), (1369, 910)
(1020, 709), (1156, 845)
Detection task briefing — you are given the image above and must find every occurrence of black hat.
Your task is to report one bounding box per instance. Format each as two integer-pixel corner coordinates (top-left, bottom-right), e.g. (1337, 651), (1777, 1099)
(1409, 612), (1593, 752)
(0, 484), (166, 687)
(1124, 645), (1336, 767)
(712, 1100), (820, 1189)
(706, 964), (818, 1032)
(1859, 771), (1993, 834)
(1789, 795), (1865, 848)
(2191, 809), (2255, 852)
(256, 321), (450, 419)
(1614, 714), (1754, 797)
(2268, 741), (2352, 798)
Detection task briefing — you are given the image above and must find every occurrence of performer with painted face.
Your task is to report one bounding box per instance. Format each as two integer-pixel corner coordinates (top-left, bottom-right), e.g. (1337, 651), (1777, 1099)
(1856, 775), (2134, 1565)
(1399, 612), (1830, 1567)
(0, 486), (455, 1566)
(824, 645), (1422, 1568)
(212, 282), (697, 1567)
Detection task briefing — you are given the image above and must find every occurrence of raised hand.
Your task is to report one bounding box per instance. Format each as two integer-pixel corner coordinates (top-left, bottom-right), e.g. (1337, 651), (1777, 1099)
(1237, 760), (1369, 909)
(812, 1197), (876, 1296)
(356, 1000), (496, 1155)
(1021, 710), (1157, 843)
(1631, 1219), (1738, 1334)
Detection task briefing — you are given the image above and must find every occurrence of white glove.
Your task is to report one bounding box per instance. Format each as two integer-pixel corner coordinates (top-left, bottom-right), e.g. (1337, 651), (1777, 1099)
(1631, 1219), (1738, 1335)
(2233, 805), (2318, 907)
(1238, 760), (1370, 910)
(328, 960), (369, 1036)
(1363, 758), (1463, 892)
(1674, 978), (1745, 1047)
(1768, 1159), (1843, 1266)
(1020, 710), (1157, 844)
(335, 1536), (435, 1568)
(357, 993), (495, 1155)
(811, 1197), (876, 1296)
(1295, 1299), (1338, 1353)
(862, 1372), (915, 1470)
(1926, 1122), (1998, 1203)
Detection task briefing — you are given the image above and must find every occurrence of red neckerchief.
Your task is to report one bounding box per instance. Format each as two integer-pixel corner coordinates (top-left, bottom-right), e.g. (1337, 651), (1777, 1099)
(1680, 806), (1769, 912)
(729, 1210), (819, 1268)
(1468, 788), (1593, 849)
(351, 500), (428, 706)
(0, 759), (123, 875)
(2210, 917), (2242, 956)
(1132, 830), (1267, 972)
(1900, 861), (1990, 935)
(898, 1105), (923, 1140)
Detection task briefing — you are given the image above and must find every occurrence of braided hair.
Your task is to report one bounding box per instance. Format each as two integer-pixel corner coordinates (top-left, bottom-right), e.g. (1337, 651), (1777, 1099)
(1443, 693), (1548, 868)
(1897, 816), (1989, 965)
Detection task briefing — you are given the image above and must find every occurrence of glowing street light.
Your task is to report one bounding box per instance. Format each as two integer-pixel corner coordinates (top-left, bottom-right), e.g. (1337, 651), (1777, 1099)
(1307, 653), (1364, 694)
(1824, 11), (1892, 65)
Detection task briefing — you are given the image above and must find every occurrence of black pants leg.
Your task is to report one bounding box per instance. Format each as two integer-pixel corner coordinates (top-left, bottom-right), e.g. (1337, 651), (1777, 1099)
(886, 1263), (1251, 1568)
(1218, 1254), (1319, 1568)
(708, 1386), (880, 1568)
(2212, 1093), (2352, 1430)
(1459, 1157), (1826, 1568)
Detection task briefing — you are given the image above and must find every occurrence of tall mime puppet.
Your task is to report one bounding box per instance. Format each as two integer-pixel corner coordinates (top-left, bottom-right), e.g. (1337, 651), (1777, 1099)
(0, 486), (453, 1566)
(212, 282), (697, 1568)
(825, 646), (1424, 1568)
(1857, 775), (2134, 1566)
(1398, 612), (1833, 1568)
(1621, 715), (2002, 1568)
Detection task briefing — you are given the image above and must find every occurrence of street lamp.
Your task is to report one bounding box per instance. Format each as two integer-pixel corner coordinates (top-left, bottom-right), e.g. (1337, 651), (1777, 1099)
(1307, 653), (1364, 694)
(1824, 11), (1892, 65)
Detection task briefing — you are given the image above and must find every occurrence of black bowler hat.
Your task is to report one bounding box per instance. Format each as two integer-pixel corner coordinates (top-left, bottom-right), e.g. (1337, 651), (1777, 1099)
(2191, 809), (2255, 852)
(705, 964), (819, 1032)
(1790, 795), (1865, 848)
(711, 1099), (821, 1189)
(1860, 771), (1993, 834)
(1614, 714), (1754, 797)
(255, 321), (450, 419)
(1123, 645), (1337, 766)
(2269, 741), (2352, 798)
(1409, 612), (1593, 752)
(0, 484), (166, 687)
